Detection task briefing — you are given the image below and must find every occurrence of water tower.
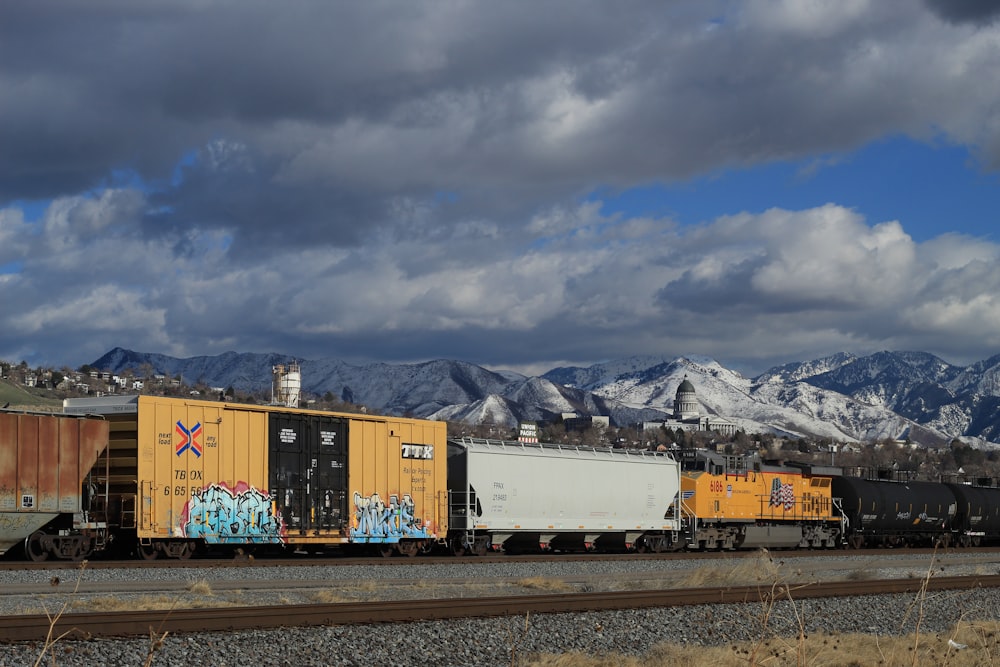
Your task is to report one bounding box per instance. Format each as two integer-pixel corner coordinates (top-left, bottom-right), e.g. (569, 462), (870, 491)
(272, 361), (301, 408)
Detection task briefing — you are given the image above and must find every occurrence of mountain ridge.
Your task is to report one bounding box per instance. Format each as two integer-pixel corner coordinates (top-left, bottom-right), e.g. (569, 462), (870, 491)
(91, 347), (1000, 446)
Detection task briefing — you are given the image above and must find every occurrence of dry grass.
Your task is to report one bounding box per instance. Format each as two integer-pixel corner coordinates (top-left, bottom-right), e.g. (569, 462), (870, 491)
(673, 549), (783, 589)
(66, 578), (238, 612)
(31, 547), (1000, 667)
(310, 590), (352, 603)
(186, 578), (213, 596)
(521, 623), (1000, 667)
(517, 577), (575, 593)
(354, 580), (382, 595)
(520, 548), (1000, 667)
(843, 566), (874, 581)
(70, 594), (240, 612)
(32, 561), (89, 667)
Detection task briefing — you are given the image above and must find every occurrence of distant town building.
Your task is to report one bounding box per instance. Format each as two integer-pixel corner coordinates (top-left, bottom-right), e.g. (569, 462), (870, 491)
(643, 376), (738, 437)
(564, 415), (610, 432)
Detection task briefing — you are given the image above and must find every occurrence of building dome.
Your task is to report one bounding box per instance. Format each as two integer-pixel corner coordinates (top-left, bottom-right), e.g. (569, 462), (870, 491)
(673, 375), (700, 420)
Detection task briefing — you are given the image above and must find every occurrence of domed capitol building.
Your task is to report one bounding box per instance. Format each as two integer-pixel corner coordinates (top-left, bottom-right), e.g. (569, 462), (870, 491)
(643, 376), (739, 437)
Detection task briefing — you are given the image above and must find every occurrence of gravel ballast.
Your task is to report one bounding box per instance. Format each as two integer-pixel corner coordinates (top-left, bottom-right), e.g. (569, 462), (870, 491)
(1, 553), (998, 666)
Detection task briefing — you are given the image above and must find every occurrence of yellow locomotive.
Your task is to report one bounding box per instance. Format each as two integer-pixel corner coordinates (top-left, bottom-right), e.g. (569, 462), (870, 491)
(680, 450), (842, 549)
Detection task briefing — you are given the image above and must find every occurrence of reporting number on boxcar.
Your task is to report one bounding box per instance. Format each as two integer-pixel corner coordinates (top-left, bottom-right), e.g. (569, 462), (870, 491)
(401, 443), (434, 459)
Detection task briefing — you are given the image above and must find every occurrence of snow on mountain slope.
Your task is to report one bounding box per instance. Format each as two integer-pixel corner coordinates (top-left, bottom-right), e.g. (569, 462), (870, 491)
(569, 354), (955, 444)
(92, 347), (999, 444)
(749, 381), (914, 442)
(504, 377), (579, 413)
(948, 354), (1000, 396)
(753, 353), (858, 385)
(542, 355), (674, 391)
(430, 394), (519, 428)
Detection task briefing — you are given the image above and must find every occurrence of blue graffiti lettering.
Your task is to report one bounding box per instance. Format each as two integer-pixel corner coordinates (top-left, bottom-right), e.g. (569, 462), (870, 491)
(182, 483), (285, 544)
(350, 491), (431, 542)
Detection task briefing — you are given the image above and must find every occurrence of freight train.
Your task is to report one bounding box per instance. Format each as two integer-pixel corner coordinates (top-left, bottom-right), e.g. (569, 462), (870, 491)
(1, 395), (997, 561)
(677, 449), (975, 550)
(2, 395), (681, 561)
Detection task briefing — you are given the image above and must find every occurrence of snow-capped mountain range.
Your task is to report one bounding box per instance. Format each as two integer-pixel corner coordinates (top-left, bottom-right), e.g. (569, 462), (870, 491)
(91, 347), (1000, 447)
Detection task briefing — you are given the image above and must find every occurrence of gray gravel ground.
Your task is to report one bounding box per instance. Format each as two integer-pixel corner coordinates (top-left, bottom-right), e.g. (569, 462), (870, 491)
(2, 590), (998, 667)
(1, 553), (998, 666)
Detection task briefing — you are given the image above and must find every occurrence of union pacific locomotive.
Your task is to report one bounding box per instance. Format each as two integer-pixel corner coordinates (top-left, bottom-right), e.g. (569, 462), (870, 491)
(1, 395), (997, 561)
(678, 450), (977, 550)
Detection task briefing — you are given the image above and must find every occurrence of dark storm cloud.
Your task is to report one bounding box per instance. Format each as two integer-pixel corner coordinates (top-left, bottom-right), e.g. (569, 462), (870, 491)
(659, 260), (770, 313)
(0, 1), (661, 202)
(924, 0), (1000, 25)
(144, 147), (388, 258)
(4, 0), (998, 235)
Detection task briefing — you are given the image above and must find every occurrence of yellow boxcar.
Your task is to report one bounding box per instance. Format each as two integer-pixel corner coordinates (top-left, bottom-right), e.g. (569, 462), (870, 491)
(680, 450), (841, 550)
(64, 395), (448, 558)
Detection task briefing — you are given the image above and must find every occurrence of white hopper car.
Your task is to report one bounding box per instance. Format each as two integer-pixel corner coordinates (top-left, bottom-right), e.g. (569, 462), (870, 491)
(446, 437), (683, 555)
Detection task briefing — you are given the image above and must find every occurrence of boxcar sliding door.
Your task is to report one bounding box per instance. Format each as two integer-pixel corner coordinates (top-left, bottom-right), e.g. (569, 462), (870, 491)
(268, 413), (347, 534)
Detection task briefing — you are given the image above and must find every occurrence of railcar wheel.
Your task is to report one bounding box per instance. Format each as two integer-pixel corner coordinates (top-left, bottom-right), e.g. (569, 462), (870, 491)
(378, 545), (394, 558)
(450, 540), (467, 557)
(397, 541), (419, 557)
(71, 537), (92, 562)
(136, 542), (159, 561)
(176, 541), (196, 560)
(848, 535), (864, 550)
(24, 532), (49, 562)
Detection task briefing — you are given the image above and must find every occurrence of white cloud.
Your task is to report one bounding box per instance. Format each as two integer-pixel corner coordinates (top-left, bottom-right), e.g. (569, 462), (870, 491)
(3, 187), (1000, 371)
(10, 284), (166, 335)
(0, 208), (30, 261)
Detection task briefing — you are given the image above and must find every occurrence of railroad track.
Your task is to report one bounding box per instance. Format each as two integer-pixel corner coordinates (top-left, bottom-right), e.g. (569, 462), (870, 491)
(5, 546), (998, 571)
(4, 574), (1000, 642)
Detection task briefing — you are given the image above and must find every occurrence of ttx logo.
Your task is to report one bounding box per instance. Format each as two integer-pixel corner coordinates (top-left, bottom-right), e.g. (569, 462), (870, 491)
(175, 421), (203, 458)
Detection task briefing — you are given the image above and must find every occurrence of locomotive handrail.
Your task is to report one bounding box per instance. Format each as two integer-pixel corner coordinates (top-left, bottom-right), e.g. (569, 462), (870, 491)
(679, 497), (697, 546)
(832, 496), (847, 539)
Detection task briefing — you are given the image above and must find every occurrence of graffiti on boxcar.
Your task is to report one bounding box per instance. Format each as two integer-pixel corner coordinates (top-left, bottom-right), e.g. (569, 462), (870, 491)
(769, 478), (795, 511)
(180, 482), (285, 543)
(0, 512), (46, 534)
(350, 491), (431, 541)
(0, 484), (15, 510)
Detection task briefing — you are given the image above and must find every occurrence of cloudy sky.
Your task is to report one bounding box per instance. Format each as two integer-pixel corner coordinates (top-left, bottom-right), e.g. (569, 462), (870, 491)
(2, 0), (1000, 377)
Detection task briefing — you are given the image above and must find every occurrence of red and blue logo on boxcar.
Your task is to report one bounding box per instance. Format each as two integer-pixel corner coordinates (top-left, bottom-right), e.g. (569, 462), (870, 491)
(175, 421), (203, 457)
